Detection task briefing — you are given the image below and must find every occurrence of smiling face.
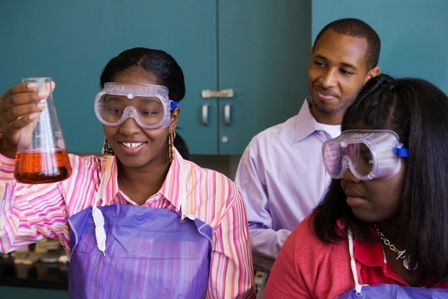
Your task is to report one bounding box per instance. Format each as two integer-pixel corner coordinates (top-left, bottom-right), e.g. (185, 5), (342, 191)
(308, 29), (380, 125)
(103, 66), (179, 170)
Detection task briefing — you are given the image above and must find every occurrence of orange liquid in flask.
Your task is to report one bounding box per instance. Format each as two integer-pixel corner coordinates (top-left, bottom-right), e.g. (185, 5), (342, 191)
(14, 150), (72, 184)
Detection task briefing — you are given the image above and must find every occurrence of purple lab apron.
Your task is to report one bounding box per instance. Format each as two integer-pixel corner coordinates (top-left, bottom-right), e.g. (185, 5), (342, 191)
(337, 284), (448, 298)
(67, 205), (212, 299)
(337, 231), (448, 298)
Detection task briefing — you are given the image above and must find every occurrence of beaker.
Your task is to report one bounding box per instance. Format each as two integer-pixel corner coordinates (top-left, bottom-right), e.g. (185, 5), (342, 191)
(14, 77), (72, 184)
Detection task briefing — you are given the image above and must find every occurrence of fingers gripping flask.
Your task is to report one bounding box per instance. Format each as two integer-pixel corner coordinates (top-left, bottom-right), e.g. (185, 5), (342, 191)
(14, 77), (72, 184)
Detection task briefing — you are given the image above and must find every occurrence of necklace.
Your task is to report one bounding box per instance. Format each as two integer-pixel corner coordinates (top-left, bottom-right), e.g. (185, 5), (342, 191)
(374, 225), (418, 271)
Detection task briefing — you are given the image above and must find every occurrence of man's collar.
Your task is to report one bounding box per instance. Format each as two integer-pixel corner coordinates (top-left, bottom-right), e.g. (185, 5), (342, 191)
(293, 97), (323, 143)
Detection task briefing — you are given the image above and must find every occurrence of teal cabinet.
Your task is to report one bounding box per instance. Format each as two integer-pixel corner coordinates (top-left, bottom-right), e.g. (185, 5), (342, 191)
(0, 0), (310, 155)
(179, 1), (311, 154)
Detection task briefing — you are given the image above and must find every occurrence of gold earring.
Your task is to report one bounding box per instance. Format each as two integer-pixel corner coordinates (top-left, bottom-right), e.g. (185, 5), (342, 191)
(102, 137), (115, 156)
(168, 131), (176, 162)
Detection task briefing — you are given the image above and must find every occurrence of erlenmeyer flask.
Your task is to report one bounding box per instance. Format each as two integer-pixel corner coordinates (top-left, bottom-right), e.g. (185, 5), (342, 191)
(14, 77), (72, 184)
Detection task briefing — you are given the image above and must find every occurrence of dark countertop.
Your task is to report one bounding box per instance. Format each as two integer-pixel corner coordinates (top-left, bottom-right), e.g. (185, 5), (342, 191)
(0, 256), (69, 290)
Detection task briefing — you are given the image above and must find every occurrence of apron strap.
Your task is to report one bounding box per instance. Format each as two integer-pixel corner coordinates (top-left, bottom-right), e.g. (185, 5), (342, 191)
(348, 229), (362, 294)
(91, 157), (113, 256)
(92, 205), (106, 256)
(177, 151), (195, 221)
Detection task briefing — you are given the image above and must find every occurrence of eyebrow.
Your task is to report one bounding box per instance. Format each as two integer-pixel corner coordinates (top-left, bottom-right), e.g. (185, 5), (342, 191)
(340, 62), (358, 71)
(106, 95), (161, 103)
(314, 55), (358, 71)
(104, 95), (122, 102)
(139, 97), (163, 105)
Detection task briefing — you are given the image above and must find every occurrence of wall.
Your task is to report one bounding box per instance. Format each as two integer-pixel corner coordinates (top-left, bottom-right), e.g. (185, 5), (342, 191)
(1, 1), (447, 178)
(211, 0), (448, 180)
(312, 0), (448, 94)
(0, 1), (310, 156)
(0, 0), (217, 154)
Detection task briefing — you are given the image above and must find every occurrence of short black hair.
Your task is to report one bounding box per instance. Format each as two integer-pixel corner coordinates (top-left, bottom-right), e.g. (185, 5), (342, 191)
(313, 18), (381, 70)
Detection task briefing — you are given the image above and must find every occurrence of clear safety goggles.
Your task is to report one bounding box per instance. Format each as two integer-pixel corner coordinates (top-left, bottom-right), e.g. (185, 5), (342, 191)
(94, 82), (179, 129)
(322, 130), (409, 180)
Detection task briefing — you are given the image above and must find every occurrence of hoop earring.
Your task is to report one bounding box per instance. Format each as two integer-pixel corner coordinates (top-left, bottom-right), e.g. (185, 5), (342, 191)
(102, 137), (115, 156)
(168, 131), (176, 162)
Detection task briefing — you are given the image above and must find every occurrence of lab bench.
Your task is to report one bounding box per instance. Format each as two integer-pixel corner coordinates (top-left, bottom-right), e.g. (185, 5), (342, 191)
(0, 256), (69, 298)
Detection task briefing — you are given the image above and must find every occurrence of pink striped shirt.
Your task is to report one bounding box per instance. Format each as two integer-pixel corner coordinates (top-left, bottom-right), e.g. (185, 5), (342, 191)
(0, 149), (256, 298)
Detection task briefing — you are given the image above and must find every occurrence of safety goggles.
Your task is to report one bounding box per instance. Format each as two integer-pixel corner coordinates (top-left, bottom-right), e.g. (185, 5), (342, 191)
(322, 130), (408, 180)
(94, 82), (179, 129)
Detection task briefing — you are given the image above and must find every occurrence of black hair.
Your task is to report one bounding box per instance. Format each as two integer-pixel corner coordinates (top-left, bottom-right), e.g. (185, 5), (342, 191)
(173, 132), (189, 160)
(100, 48), (185, 101)
(313, 73), (448, 285)
(100, 47), (189, 159)
(313, 18), (381, 70)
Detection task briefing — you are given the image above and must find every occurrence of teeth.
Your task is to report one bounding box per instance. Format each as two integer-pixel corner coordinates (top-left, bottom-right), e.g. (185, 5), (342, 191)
(122, 142), (143, 148)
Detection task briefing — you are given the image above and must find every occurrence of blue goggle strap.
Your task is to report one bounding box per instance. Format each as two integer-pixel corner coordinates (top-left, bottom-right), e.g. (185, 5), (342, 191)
(395, 144), (409, 158)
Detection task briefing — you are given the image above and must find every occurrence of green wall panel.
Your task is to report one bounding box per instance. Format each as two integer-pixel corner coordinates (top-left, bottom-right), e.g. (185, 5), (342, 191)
(312, 0), (448, 94)
(0, 0), (217, 154)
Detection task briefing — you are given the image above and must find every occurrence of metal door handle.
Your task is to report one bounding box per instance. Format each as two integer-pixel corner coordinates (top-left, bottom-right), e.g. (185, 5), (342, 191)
(224, 104), (231, 126)
(202, 104), (209, 126)
(202, 89), (234, 98)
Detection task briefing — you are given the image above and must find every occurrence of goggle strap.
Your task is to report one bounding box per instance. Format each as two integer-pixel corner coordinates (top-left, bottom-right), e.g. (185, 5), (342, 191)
(171, 101), (179, 109)
(395, 144), (409, 157)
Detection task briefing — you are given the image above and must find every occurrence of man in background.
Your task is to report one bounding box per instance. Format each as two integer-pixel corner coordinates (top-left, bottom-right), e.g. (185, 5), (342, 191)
(235, 18), (381, 296)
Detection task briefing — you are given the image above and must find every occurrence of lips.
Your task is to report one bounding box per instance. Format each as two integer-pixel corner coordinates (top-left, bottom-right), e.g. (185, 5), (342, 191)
(314, 87), (338, 101)
(344, 188), (368, 207)
(120, 142), (145, 148)
(344, 189), (365, 199)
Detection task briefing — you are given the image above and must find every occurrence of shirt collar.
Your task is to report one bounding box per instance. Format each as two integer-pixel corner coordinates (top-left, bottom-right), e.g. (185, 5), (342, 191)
(293, 97), (341, 143)
(98, 149), (186, 212)
(158, 149), (187, 213)
(354, 226), (386, 268)
(335, 221), (394, 275)
(354, 225), (409, 285)
(96, 155), (119, 206)
(293, 97), (318, 143)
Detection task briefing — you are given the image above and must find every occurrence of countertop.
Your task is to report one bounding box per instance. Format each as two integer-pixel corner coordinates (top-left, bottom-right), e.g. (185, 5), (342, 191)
(0, 255), (68, 290)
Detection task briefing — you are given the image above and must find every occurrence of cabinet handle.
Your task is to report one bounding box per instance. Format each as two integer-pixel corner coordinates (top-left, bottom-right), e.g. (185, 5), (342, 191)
(224, 104), (231, 126)
(202, 104), (209, 126)
(202, 89), (234, 98)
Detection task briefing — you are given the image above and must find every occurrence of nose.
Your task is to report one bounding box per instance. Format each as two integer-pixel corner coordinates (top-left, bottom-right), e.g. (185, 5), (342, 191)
(319, 68), (337, 88)
(342, 166), (361, 183)
(118, 116), (141, 135)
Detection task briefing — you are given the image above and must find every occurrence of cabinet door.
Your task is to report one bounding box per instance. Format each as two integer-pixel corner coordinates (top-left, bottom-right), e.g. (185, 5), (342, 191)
(0, 0), (217, 154)
(179, 0), (312, 155)
(218, 0), (311, 154)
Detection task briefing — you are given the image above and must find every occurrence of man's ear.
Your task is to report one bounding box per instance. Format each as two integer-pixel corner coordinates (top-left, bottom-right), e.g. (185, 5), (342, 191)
(364, 66), (381, 84)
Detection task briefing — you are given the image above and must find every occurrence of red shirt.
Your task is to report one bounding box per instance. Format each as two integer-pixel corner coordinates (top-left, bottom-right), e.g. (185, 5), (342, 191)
(264, 215), (447, 299)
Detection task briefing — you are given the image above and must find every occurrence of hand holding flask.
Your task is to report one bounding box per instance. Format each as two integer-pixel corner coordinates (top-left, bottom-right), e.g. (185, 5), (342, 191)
(14, 77), (72, 184)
